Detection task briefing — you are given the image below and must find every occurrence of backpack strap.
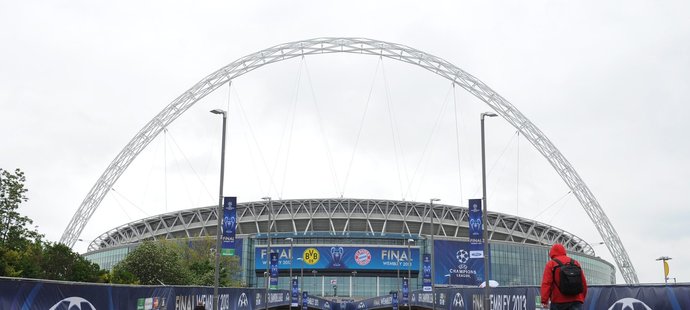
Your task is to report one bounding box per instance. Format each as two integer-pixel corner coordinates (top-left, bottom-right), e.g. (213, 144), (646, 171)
(551, 258), (564, 284)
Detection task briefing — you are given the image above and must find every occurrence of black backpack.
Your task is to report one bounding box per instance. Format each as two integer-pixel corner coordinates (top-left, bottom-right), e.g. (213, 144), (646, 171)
(552, 258), (583, 295)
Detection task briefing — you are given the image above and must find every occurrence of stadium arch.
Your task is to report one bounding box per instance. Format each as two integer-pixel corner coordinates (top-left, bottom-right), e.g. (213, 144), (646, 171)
(59, 37), (639, 284)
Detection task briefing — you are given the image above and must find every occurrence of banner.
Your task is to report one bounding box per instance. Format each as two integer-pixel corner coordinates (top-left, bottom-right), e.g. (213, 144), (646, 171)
(8, 276), (690, 310)
(270, 252), (279, 289)
(302, 291), (309, 310)
(221, 196), (237, 256)
(256, 246), (419, 271)
(392, 291), (398, 310)
(434, 240), (487, 286)
(422, 254), (432, 292)
(292, 278), (299, 307)
(467, 198), (483, 258)
(402, 278), (409, 305)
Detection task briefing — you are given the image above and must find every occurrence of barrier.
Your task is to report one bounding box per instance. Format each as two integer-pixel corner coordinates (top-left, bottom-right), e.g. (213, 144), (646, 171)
(0, 277), (287, 310)
(1, 277), (688, 310)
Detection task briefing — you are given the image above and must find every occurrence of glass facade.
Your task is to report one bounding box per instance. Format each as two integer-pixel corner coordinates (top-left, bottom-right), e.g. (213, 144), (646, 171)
(489, 241), (615, 286)
(84, 237), (614, 298)
(83, 246), (132, 271)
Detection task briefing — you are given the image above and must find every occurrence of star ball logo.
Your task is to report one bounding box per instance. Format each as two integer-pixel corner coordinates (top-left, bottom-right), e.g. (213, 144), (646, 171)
(354, 249), (372, 266)
(238, 293), (249, 307)
(303, 248), (320, 265)
(49, 297), (96, 310)
(456, 249), (470, 264)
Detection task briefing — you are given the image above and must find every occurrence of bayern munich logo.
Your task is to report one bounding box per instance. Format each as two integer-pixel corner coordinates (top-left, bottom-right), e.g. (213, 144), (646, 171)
(354, 249), (371, 266)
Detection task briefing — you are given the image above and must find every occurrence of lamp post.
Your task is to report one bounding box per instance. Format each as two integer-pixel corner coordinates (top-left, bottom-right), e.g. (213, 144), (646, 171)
(429, 198), (440, 310)
(480, 112), (497, 310)
(286, 237), (294, 282)
(312, 270), (318, 295)
(298, 258), (304, 294)
(210, 109), (227, 310)
(351, 271), (357, 297)
(262, 196), (272, 310)
(407, 238), (414, 310)
(397, 254), (401, 297)
(656, 256), (672, 284)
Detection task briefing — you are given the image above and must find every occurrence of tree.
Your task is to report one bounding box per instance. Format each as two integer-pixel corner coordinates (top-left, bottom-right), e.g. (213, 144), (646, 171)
(41, 242), (104, 282)
(111, 241), (192, 285)
(0, 168), (42, 250)
(176, 237), (243, 287)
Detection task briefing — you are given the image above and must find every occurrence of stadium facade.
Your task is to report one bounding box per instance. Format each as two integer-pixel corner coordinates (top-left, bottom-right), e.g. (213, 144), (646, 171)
(84, 198), (615, 298)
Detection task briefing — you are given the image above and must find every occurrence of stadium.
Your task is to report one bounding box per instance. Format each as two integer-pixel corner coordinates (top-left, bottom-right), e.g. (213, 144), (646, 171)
(83, 197), (615, 298)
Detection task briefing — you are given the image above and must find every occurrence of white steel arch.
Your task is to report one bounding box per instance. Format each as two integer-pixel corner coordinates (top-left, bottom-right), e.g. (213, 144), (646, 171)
(60, 37), (638, 283)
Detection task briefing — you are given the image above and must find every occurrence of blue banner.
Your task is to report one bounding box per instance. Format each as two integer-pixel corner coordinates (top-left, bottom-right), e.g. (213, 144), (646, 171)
(292, 278), (299, 307)
(0, 277), (291, 310)
(402, 278), (409, 305)
(434, 240), (486, 286)
(270, 252), (279, 289)
(422, 254), (432, 292)
(221, 196), (237, 256)
(468, 198), (483, 259)
(302, 291), (309, 310)
(392, 291), (398, 310)
(5, 277), (688, 310)
(256, 246), (419, 271)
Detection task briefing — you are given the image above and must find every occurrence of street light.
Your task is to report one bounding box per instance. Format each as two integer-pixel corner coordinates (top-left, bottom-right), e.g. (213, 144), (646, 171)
(298, 258), (304, 294)
(480, 111), (497, 310)
(407, 238), (414, 310)
(286, 237), (294, 283)
(211, 108), (227, 310)
(262, 196), (272, 310)
(656, 256), (672, 284)
(429, 198), (440, 310)
(312, 270), (318, 295)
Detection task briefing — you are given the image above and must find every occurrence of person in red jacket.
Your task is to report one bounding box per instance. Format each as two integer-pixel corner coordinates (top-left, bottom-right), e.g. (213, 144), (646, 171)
(540, 243), (587, 309)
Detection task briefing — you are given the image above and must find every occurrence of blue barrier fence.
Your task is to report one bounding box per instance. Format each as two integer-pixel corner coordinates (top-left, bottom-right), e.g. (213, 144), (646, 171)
(1, 277), (688, 310)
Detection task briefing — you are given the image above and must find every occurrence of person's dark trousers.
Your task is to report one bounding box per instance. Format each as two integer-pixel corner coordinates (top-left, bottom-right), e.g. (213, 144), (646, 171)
(550, 301), (583, 310)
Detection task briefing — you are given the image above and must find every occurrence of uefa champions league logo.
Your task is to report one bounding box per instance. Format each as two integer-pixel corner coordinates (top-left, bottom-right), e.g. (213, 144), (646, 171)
(469, 219), (481, 231)
(49, 297), (96, 310)
(453, 293), (464, 308)
(238, 293), (249, 307)
(456, 249), (470, 264)
(608, 298), (652, 310)
(331, 246), (344, 266)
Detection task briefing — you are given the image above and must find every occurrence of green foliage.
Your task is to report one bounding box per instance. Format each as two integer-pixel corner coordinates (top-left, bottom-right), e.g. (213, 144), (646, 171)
(111, 241), (192, 285)
(0, 168), (106, 282)
(111, 237), (244, 287)
(0, 168), (42, 250)
(41, 243), (104, 282)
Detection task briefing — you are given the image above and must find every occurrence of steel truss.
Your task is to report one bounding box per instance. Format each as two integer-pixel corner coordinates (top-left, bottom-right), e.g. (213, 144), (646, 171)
(62, 38), (637, 283)
(89, 198), (595, 256)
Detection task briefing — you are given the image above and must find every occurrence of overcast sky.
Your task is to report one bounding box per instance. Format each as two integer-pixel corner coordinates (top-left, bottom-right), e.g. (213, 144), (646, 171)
(2, 1), (689, 285)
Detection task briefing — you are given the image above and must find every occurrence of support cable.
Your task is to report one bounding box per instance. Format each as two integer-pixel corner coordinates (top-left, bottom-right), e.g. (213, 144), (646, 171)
(166, 129), (214, 205)
(452, 83), (465, 206)
(516, 131), (520, 216)
(381, 60), (407, 199)
(279, 58), (305, 199)
(404, 85), (453, 201)
(232, 87), (281, 197)
(471, 130), (519, 198)
(163, 128), (168, 212)
(303, 60), (341, 197)
(340, 58), (382, 196)
(533, 190), (572, 220)
(111, 187), (149, 218)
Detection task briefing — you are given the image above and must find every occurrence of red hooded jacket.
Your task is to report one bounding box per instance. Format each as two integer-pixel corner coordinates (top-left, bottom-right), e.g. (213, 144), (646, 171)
(540, 244), (587, 304)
